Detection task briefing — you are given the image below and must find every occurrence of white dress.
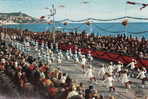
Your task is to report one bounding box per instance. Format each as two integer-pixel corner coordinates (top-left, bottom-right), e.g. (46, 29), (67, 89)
(137, 71), (146, 79)
(107, 65), (114, 74)
(98, 67), (106, 78)
(81, 58), (86, 65)
(104, 76), (114, 88)
(116, 64), (122, 72)
(60, 75), (67, 83)
(121, 73), (129, 83)
(57, 57), (62, 64)
(85, 68), (94, 78)
(127, 62), (136, 70)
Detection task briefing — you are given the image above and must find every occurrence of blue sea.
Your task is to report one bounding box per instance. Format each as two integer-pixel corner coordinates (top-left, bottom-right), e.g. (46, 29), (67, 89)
(2, 22), (148, 39)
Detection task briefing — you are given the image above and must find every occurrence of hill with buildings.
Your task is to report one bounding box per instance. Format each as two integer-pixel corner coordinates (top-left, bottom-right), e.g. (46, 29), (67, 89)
(0, 12), (46, 25)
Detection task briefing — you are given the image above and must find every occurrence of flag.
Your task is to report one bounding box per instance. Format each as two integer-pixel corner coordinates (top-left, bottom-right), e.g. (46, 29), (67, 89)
(127, 1), (148, 10)
(127, 1), (136, 5)
(140, 4), (148, 10)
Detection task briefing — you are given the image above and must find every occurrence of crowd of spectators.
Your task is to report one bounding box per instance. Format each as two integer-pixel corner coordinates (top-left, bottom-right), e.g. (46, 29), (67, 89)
(0, 27), (147, 58)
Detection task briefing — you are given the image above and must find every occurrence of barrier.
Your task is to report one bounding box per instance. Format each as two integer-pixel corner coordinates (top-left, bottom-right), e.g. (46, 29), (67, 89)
(59, 44), (148, 69)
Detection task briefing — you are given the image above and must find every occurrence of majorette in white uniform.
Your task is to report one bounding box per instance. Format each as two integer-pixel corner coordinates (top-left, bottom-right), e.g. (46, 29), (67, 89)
(107, 62), (114, 75)
(58, 50), (63, 59)
(74, 52), (79, 63)
(87, 51), (93, 64)
(57, 56), (62, 65)
(81, 55), (87, 65)
(98, 64), (106, 80)
(116, 61), (123, 73)
(120, 71), (129, 83)
(69, 48), (73, 57)
(85, 66), (94, 79)
(85, 65), (96, 81)
(137, 68), (147, 87)
(78, 49), (82, 57)
(81, 55), (87, 72)
(137, 69), (146, 80)
(104, 75), (115, 92)
(120, 70), (132, 89)
(51, 53), (55, 62)
(127, 59), (137, 70)
(66, 50), (70, 60)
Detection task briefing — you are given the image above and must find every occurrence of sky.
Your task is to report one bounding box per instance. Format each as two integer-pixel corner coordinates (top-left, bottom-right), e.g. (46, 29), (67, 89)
(0, 0), (148, 21)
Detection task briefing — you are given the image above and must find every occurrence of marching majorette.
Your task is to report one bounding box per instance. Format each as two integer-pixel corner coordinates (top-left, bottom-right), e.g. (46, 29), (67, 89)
(50, 43), (53, 50)
(107, 62), (114, 75)
(73, 52), (79, 63)
(57, 56), (62, 67)
(127, 59), (137, 70)
(120, 70), (131, 89)
(81, 55), (87, 73)
(85, 65), (96, 83)
(98, 64), (106, 80)
(126, 59), (137, 77)
(51, 53), (55, 62)
(47, 55), (52, 64)
(58, 50), (64, 59)
(137, 68), (147, 88)
(66, 50), (70, 60)
(69, 48), (73, 57)
(55, 42), (59, 52)
(87, 51), (93, 64)
(104, 74), (115, 92)
(116, 61), (123, 73)
(78, 49), (82, 57)
(115, 61), (123, 78)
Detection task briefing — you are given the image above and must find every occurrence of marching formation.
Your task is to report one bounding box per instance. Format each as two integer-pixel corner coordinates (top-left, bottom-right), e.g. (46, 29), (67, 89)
(22, 38), (148, 95)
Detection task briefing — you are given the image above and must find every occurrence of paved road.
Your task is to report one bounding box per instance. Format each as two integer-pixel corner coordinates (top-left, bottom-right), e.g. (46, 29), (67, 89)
(55, 55), (148, 99)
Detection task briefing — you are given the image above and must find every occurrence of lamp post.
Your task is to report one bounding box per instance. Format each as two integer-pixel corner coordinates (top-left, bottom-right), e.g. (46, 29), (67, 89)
(46, 1), (56, 43)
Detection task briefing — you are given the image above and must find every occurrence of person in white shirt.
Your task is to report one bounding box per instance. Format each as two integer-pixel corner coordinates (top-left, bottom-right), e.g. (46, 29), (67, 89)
(127, 59), (137, 70)
(115, 61), (123, 78)
(60, 73), (67, 84)
(120, 70), (131, 89)
(66, 50), (70, 60)
(81, 55), (87, 73)
(74, 53), (79, 63)
(85, 66), (96, 82)
(98, 64), (106, 80)
(104, 74), (115, 92)
(87, 53), (93, 64)
(137, 68), (147, 86)
(67, 87), (79, 99)
(1, 58), (6, 64)
(126, 59), (137, 78)
(107, 62), (114, 75)
(57, 56), (62, 66)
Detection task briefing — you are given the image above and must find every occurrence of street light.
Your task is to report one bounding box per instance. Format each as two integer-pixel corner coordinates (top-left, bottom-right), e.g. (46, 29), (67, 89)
(46, 3), (56, 43)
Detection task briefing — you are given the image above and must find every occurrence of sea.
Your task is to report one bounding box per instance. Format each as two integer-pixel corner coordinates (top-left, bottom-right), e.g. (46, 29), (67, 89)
(1, 22), (148, 39)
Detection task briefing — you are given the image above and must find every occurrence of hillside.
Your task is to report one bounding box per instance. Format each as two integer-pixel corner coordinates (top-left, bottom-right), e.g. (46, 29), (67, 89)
(0, 12), (45, 24)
